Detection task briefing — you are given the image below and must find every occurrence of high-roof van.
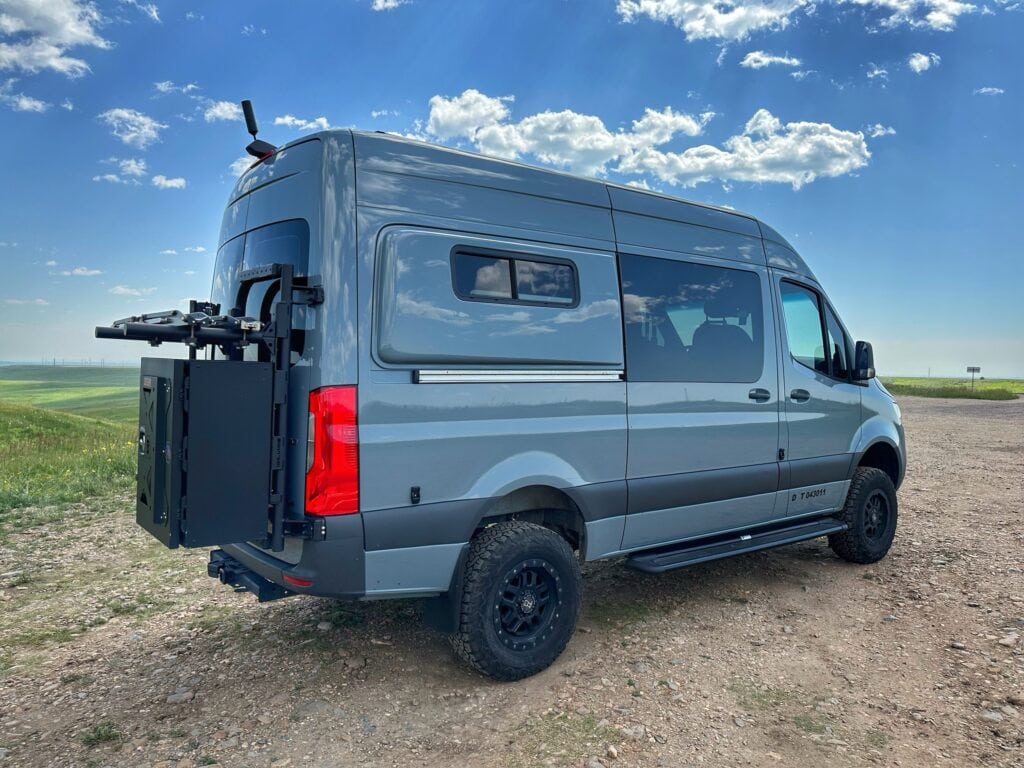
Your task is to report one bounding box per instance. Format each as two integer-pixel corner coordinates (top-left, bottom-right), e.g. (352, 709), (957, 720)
(99, 123), (906, 681)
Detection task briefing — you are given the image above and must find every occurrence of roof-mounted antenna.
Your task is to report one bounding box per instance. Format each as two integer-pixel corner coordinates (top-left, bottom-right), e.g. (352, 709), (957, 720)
(241, 99), (277, 160)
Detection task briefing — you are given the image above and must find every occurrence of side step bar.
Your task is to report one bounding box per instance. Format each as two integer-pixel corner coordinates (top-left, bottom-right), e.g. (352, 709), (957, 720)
(208, 549), (292, 602)
(625, 517), (848, 574)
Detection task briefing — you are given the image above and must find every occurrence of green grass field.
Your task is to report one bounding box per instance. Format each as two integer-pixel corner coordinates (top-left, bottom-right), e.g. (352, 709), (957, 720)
(0, 366), (138, 530)
(880, 376), (1022, 401)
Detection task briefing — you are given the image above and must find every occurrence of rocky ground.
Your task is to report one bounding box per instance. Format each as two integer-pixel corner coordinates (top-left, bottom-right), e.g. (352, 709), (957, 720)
(0, 395), (1021, 768)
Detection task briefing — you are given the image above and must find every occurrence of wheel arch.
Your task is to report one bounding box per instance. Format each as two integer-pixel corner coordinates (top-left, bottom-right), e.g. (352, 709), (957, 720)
(856, 439), (902, 488)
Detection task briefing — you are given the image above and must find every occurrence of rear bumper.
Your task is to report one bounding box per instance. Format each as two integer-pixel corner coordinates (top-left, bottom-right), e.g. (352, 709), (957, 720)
(221, 513), (367, 599)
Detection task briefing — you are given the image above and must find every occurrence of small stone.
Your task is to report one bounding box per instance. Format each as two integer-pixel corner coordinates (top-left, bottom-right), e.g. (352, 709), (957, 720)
(621, 725), (645, 741)
(176, 760), (195, 768)
(1007, 694), (1024, 707)
(1000, 705), (1018, 717)
(316, 622), (331, 632)
(997, 634), (1019, 647)
(882, 615), (897, 623)
(344, 657), (366, 670)
(166, 689), (195, 705)
(0, 748), (8, 760)
(949, 642), (967, 650)
(733, 716), (746, 727)
(606, 744), (618, 759)
(782, 626), (794, 634)
(587, 759), (606, 768)
(270, 760), (292, 768)
(980, 710), (1004, 723)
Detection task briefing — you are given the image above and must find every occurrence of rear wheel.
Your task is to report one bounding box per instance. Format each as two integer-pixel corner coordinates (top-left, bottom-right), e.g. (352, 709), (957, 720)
(451, 520), (581, 681)
(829, 467), (898, 564)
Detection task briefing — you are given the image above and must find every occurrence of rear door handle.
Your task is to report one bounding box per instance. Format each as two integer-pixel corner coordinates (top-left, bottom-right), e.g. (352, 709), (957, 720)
(748, 388), (771, 402)
(790, 388), (811, 403)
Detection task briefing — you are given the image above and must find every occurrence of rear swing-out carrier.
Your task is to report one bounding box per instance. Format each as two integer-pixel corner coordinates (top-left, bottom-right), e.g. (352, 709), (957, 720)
(96, 263), (322, 598)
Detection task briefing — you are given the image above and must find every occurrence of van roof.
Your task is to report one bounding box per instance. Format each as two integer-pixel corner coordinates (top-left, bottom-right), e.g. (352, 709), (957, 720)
(256, 129), (810, 277)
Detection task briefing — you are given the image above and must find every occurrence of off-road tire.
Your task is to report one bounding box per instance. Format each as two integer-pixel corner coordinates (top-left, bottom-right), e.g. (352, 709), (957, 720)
(828, 467), (898, 564)
(450, 520), (581, 681)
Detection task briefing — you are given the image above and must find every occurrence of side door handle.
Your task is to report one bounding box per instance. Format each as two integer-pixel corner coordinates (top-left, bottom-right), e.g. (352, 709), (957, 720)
(748, 388), (771, 402)
(790, 388), (811, 403)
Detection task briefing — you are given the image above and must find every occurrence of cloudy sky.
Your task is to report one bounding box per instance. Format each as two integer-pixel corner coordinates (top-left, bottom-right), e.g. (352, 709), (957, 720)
(0, 0), (1020, 376)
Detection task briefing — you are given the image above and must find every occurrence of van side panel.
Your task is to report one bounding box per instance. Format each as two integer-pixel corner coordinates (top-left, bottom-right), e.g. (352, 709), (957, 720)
(352, 150), (627, 594)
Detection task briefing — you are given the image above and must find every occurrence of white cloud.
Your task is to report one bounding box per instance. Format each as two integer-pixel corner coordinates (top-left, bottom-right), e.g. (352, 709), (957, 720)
(371, 0), (408, 9)
(616, 0), (808, 42)
(98, 107), (167, 149)
(907, 51), (941, 73)
(62, 266), (102, 276)
(0, 77), (49, 111)
(426, 89), (513, 140)
(739, 50), (802, 69)
(371, 108), (399, 118)
(424, 88), (713, 177)
(184, 11), (202, 21)
(92, 156), (147, 185)
(154, 80), (198, 95)
(5, 297), (49, 306)
(790, 69), (815, 80)
(616, 108), (870, 189)
(151, 174), (186, 189)
(868, 123), (896, 137)
(0, 0), (111, 78)
(120, 0), (161, 23)
(840, 0), (977, 31)
(229, 156), (253, 176)
(183, 245), (206, 253)
(241, 23), (266, 36)
(160, 248), (177, 255)
(866, 63), (889, 80)
(273, 114), (333, 131)
(0, 241), (17, 247)
(93, 172), (137, 185)
(110, 285), (156, 297)
(118, 157), (147, 176)
(60, 97), (72, 110)
(45, 259), (57, 266)
(204, 99), (241, 121)
(973, 86), (1004, 95)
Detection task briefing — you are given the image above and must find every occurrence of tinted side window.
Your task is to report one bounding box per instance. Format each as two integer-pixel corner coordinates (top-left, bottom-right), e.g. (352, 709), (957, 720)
(620, 254), (764, 383)
(453, 251), (578, 306)
(452, 253), (513, 300)
(780, 282), (827, 374)
(515, 260), (574, 304)
(825, 305), (850, 379)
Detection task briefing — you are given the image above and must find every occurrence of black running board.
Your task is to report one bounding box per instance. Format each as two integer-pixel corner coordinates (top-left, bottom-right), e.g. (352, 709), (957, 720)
(625, 517), (848, 574)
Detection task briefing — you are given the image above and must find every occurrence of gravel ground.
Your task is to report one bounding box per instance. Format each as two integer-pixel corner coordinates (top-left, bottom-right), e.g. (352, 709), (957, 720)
(1, 395), (1021, 768)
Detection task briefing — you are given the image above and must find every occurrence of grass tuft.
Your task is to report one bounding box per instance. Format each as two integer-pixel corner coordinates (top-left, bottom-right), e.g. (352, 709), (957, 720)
(80, 721), (123, 747)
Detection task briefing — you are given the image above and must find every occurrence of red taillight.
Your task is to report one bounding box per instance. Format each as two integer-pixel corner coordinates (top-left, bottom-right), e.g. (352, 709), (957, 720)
(282, 573), (313, 588)
(305, 386), (359, 516)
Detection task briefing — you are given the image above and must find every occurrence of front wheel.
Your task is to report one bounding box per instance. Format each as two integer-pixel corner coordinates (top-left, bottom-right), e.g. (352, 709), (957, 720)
(829, 467), (898, 564)
(451, 520), (581, 681)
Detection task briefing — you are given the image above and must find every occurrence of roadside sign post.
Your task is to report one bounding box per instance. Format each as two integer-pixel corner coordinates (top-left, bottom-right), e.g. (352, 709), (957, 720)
(967, 366), (981, 391)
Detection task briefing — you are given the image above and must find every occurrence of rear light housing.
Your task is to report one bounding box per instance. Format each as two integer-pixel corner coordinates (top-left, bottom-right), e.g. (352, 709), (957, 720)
(305, 386), (359, 516)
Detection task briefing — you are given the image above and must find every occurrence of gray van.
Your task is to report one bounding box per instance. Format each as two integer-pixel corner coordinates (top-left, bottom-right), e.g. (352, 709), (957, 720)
(98, 116), (905, 681)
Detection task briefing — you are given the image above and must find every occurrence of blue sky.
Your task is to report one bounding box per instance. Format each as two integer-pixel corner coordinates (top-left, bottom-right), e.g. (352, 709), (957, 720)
(0, 0), (1021, 377)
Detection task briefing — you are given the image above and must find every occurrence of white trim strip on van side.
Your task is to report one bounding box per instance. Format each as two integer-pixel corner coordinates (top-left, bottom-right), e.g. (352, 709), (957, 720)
(414, 369), (624, 383)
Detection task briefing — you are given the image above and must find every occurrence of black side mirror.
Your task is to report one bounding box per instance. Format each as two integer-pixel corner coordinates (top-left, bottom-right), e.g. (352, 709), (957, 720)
(853, 340), (875, 381)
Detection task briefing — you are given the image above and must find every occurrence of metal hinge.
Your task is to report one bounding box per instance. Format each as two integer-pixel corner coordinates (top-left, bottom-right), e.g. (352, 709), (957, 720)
(778, 448), (786, 461)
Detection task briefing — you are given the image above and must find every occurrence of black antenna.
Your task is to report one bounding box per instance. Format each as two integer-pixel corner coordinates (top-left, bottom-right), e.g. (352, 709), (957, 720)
(240, 99), (277, 160)
(241, 99), (259, 139)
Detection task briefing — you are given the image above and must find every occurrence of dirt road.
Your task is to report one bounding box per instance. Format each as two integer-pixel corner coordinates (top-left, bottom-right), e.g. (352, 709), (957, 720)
(1, 395), (1021, 767)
